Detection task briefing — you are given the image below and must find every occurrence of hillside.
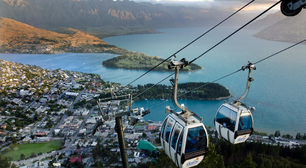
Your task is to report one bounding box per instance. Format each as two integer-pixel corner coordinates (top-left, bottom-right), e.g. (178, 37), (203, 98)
(0, 17), (117, 53)
(136, 82), (231, 100)
(248, 11), (286, 30)
(0, 0), (249, 37)
(102, 54), (202, 72)
(253, 10), (306, 44)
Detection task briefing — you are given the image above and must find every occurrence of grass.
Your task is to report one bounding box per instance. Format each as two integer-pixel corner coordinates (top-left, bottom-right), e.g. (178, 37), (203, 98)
(4, 140), (63, 161)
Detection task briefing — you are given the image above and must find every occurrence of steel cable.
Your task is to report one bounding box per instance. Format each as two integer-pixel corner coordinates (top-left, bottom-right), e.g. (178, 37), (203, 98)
(117, 0), (255, 89)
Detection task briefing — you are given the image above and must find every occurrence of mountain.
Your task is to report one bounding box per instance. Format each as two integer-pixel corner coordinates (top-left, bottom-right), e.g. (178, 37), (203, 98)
(247, 11), (286, 30)
(0, 0), (248, 37)
(0, 17), (111, 53)
(253, 10), (306, 44)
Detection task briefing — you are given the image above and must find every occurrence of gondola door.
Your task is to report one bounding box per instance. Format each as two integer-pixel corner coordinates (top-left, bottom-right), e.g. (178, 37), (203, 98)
(160, 117), (168, 149)
(164, 117), (175, 157)
(215, 104), (237, 143)
(170, 123), (183, 166)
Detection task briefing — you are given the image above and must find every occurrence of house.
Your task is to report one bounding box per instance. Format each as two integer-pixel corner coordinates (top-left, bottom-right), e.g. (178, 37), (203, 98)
(147, 125), (156, 130)
(70, 154), (82, 163)
(0, 124), (6, 129)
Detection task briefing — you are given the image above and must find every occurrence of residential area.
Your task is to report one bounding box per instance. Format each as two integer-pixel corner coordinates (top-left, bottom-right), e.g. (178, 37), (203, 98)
(1, 59), (306, 168)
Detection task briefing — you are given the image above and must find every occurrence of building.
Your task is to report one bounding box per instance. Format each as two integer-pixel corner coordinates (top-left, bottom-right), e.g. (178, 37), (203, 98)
(70, 154), (82, 163)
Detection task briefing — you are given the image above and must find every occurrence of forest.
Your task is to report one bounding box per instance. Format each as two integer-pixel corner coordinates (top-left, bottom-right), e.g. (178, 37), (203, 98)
(102, 54), (202, 72)
(90, 131), (306, 168)
(136, 82), (231, 100)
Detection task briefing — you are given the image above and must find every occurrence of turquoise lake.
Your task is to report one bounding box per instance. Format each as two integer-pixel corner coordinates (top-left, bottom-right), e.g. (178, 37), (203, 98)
(1, 26), (306, 135)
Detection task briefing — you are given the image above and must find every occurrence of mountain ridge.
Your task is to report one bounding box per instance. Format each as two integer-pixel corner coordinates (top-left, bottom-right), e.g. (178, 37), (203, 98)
(0, 0), (248, 37)
(253, 11), (306, 44)
(0, 17), (115, 53)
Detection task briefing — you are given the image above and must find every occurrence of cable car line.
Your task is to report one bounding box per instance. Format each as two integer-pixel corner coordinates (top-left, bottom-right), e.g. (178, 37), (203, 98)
(170, 0), (254, 60)
(178, 69), (242, 98)
(126, 0), (281, 103)
(253, 38), (306, 65)
(160, 59), (209, 168)
(132, 73), (174, 101)
(114, 0), (254, 92)
(144, 37), (306, 111)
(214, 62), (256, 144)
(188, 0), (281, 65)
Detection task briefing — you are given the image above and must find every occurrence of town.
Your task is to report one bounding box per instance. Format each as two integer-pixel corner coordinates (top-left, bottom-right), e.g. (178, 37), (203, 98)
(0, 59), (305, 168)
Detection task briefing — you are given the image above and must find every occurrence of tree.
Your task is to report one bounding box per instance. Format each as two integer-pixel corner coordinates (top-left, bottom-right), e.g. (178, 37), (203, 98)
(196, 143), (224, 168)
(154, 150), (176, 168)
(155, 137), (161, 144)
(31, 152), (36, 158)
(0, 155), (11, 168)
(274, 130), (281, 137)
(11, 136), (17, 144)
(242, 152), (257, 168)
(142, 133), (147, 138)
(20, 153), (25, 160)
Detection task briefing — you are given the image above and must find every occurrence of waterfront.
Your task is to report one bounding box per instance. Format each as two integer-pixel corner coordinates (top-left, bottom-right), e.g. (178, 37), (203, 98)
(1, 26), (306, 135)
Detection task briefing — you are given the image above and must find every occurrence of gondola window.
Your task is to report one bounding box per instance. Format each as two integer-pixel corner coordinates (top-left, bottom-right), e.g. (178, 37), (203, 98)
(177, 130), (183, 154)
(165, 117), (175, 142)
(171, 124), (182, 149)
(161, 119), (167, 139)
(185, 126), (207, 153)
(216, 106), (237, 132)
(238, 115), (252, 131)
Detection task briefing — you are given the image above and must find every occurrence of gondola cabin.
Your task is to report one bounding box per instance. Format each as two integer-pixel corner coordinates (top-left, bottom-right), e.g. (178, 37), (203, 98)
(160, 112), (209, 168)
(214, 103), (254, 144)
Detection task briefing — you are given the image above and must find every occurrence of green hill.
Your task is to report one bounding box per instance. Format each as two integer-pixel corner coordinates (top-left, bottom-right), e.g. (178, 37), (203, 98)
(136, 82), (230, 100)
(102, 54), (202, 72)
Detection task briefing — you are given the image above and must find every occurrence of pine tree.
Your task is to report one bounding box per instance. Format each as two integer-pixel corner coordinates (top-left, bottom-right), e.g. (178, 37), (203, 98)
(274, 130), (281, 137)
(242, 152), (257, 168)
(0, 155), (12, 168)
(196, 143), (224, 168)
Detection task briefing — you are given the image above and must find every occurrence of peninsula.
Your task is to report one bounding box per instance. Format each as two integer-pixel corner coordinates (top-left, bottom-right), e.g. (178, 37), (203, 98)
(136, 82), (231, 100)
(102, 54), (202, 72)
(0, 17), (203, 71)
(0, 17), (122, 54)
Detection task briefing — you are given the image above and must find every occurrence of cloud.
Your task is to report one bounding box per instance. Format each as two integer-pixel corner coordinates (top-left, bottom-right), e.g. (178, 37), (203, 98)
(131, 0), (281, 13)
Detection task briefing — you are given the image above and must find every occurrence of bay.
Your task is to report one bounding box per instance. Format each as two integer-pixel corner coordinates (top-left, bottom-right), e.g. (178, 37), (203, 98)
(1, 26), (306, 135)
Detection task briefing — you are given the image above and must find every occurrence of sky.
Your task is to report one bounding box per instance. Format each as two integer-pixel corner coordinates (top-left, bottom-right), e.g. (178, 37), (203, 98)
(131, 0), (281, 14)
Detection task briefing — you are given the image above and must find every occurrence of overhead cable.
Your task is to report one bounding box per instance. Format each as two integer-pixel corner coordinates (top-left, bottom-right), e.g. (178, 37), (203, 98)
(254, 38), (306, 65)
(120, 0), (255, 88)
(189, 0), (281, 64)
(147, 37), (306, 109)
(181, 37), (306, 97)
(126, 0), (279, 102)
(134, 73), (174, 100)
(118, 0), (283, 109)
(178, 69), (242, 98)
(122, 73), (174, 108)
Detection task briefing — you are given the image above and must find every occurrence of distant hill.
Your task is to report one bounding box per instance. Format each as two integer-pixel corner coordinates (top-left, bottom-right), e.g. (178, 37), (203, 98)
(248, 11), (286, 30)
(102, 54), (202, 72)
(0, 17), (115, 53)
(0, 0), (249, 37)
(253, 10), (306, 44)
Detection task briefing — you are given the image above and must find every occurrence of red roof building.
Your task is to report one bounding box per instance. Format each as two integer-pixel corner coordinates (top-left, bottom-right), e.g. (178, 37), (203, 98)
(148, 125), (156, 130)
(70, 154), (82, 163)
(0, 124), (6, 129)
